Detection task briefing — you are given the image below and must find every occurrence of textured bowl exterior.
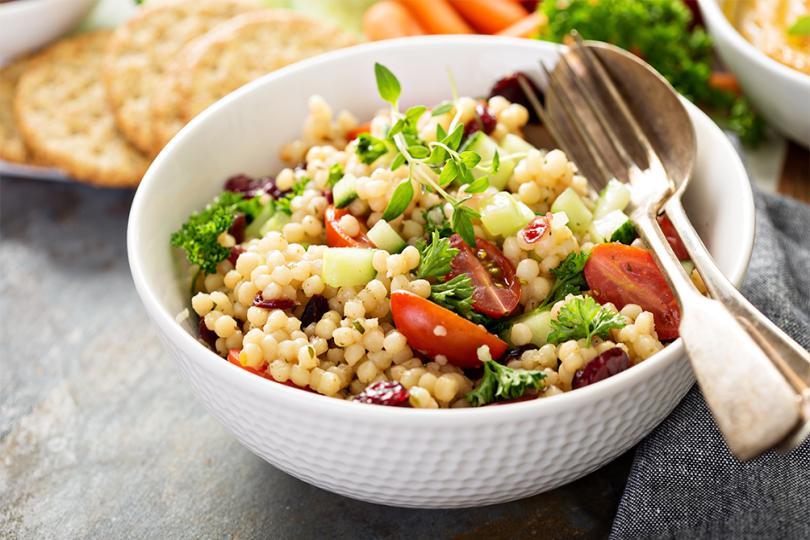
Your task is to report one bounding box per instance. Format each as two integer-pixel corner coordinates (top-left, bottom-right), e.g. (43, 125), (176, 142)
(129, 37), (755, 508)
(697, 0), (810, 145)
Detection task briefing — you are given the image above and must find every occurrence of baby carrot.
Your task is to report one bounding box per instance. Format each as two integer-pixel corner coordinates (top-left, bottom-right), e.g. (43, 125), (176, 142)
(496, 11), (545, 38)
(363, 0), (425, 41)
(397, 0), (474, 34)
(448, 0), (527, 34)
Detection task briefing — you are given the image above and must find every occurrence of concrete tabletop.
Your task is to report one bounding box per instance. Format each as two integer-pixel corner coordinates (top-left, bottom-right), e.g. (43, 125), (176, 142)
(1, 176), (633, 539)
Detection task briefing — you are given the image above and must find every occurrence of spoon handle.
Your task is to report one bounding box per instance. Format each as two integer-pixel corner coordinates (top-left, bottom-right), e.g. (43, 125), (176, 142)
(633, 209), (800, 460)
(663, 200), (810, 394)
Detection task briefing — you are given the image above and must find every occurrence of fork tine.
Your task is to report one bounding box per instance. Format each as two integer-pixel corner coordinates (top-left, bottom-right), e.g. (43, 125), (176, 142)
(557, 53), (636, 174)
(571, 33), (662, 171)
(541, 62), (613, 190)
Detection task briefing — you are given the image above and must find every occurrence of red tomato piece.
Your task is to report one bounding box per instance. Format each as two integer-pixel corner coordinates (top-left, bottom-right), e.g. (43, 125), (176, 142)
(346, 122), (371, 141)
(519, 214), (550, 245)
(227, 349), (309, 390)
(324, 206), (372, 248)
(447, 234), (521, 318)
(584, 243), (681, 340)
(390, 290), (508, 368)
(658, 214), (690, 261)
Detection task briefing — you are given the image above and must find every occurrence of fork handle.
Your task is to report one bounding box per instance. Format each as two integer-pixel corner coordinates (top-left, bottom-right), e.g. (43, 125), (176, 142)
(663, 199), (810, 394)
(633, 211), (800, 460)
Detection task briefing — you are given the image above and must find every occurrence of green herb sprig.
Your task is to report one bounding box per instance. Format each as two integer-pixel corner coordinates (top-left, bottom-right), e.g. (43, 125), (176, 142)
(416, 232), (458, 279)
(547, 296), (626, 344)
(466, 359), (546, 406)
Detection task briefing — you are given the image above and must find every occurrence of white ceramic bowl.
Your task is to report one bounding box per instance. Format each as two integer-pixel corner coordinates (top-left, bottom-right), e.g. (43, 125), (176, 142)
(697, 0), (810, 145)
(0, 0), (96, 62)
(128, 37), (755, 508)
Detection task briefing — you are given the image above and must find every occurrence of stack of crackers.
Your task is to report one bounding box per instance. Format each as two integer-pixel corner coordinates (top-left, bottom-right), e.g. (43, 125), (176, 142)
(0, 0), (356, 188)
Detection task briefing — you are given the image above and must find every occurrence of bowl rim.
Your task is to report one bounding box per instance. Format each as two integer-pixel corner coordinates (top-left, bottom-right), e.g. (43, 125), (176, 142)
(697, 0), (810, 86)
(0, 0), (91, 16)
(128, 35), (755, 423)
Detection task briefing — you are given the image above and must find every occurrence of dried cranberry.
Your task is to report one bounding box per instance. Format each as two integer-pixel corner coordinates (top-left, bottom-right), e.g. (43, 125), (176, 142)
(572, 347), (630, 389)
(464, 103), (498, 138)
(228, 213), (246, 243)
(500, 344), (539, 365)
(224, 174), (256, 194)
(198, 318), (217, 349)
(227, 245), (245, 266)
(489, 72), (544, 123)
(519, 215), (550, 245)
(519, 0), (539, 11)
(324, 190), (334, 205)
(252, 292), (296, 310)
(300, 295), (329, 327)
(354, 381), (410, 407)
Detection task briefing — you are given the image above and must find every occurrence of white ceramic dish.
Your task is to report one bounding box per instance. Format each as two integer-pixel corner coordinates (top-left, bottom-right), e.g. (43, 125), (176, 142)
(0, 0), (97, 62)
(697, 0), (810, 146)
(128, 36), (755, 508)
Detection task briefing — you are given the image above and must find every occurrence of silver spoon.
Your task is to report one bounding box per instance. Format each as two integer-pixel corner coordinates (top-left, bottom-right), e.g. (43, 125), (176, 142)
(520, 39), (808, 459)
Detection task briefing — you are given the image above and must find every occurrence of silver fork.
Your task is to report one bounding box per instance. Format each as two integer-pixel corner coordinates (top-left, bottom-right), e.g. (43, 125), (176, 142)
(520, 37), (807, 460)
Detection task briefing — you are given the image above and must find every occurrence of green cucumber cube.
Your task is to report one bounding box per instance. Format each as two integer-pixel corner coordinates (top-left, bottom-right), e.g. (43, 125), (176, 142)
(333, 174), (358, 208)
(322, 248), (376, 288)
(551, 187), (593, 235)
(480, 192), (534, 237)
(593, 179), (631, 219)
(367, 219), (406, 253)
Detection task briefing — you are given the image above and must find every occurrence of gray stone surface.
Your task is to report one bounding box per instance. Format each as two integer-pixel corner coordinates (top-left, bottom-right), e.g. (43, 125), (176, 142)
(0, 176), (631, 539)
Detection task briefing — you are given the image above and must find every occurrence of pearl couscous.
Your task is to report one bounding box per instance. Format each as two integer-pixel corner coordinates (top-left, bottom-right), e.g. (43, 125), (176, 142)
(172, 64), (689, 408)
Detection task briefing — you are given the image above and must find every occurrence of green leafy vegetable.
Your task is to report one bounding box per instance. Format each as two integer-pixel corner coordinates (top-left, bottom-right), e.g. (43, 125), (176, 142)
(431, 102), (454, 116)
(547, 296), (626, 344)
(538, 0), (764, 145)
(382, 179), (415, 221)
(450, 203), (479, 247)
(374, 62), (401, 105)
(171, 192), (259, 274)
(430, 274), (475, 316)
(416, 232), (458, 279)
(466, 360), (546, 406)
(788, 14), (810, 36)
(326, 164), (344, 188)
(356, 133), (389, 164)
(540, 251), (591, 309)
(610, 221), (637, 244)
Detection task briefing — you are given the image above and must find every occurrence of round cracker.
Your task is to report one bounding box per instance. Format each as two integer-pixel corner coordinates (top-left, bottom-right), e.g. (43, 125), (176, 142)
(104, 0), (262, 154)
(14, 31), (150, 187)
(174, 10), (357, 125)
(0, 58), (31, 164)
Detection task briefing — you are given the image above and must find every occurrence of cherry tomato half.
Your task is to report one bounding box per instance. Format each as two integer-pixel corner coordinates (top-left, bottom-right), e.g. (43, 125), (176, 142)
(227, 349), (309, 390)
(324, 206), (372, 248)
(584, 243), (681, 340)
(390, 290), (508, 368)
(447, 234), (521, 318)
(658, 214), (689, 261)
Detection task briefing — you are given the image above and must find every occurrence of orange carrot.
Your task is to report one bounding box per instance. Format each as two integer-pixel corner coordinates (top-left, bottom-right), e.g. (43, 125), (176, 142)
(496, 11), (544, 38)
(396, 0), (474, 34)
(447, 0), (527, 34)
(363, 1), (425, 41)
(709, 71), (742, 94)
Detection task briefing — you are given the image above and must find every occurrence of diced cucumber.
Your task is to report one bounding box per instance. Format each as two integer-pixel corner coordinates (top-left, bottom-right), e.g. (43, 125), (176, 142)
(551, 187), (593, 235)
(322, 248), (376, 288)
(244, 202), (275, 240)
(366, 219), (406, 253)
(259, 211), (290, 235)
(499, 133), (537, 156)
(589, 210), (631, 243)
(480, 192), (534, 237)
(462, 132), (515, 190)
(512, 309), (554, 347)
(333, 174), (358, 208)
(593, 179), (631, 219)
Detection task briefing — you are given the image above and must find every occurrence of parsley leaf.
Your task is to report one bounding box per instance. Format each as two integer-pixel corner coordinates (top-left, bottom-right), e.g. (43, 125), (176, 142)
(547, 296), (626, 344)
(416, 232), (458, 279)
(430, 274), (475, 317)
(326, 164), (344, 188)
(610, 221), (637, 245)
(539, 251), (591, 309)
(356, 133), (389, 164)
(171, 192), (253, 275)
(466, 360), (546, 407)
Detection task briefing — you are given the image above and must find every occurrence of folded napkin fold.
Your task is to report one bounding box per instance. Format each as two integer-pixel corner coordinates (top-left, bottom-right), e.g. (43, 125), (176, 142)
(610, 189), (810, 539)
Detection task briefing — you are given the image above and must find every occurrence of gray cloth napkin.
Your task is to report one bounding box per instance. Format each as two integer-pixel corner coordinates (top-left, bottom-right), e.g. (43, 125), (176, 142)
(610, 189), (810, 539)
